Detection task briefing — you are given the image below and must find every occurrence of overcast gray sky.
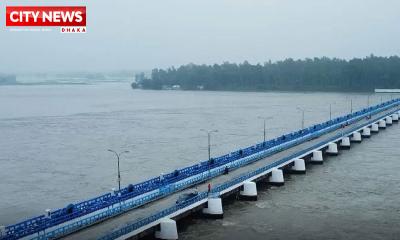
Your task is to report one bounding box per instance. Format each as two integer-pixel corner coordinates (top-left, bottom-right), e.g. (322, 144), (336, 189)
(1, 0), (400, 73)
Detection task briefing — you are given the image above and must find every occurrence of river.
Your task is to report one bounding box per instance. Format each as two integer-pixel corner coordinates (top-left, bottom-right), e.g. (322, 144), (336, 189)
(0, 83), (398, 239)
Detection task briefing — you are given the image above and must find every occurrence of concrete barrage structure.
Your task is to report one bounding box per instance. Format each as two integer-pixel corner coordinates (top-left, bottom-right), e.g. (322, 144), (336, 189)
(2, 98), (400, 240)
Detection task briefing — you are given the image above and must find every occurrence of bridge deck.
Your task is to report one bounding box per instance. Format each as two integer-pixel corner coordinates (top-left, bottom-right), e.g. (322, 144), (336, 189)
(63, 106), (397, 240)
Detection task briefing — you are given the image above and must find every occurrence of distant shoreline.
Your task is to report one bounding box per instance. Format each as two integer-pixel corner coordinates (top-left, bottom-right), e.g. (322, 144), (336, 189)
(134, 56), (400, 93)
(0, 82), (89, 86)
(131, 83), (382, 94)
(0, 80), (133, 87)
(131, 87), (382, 94)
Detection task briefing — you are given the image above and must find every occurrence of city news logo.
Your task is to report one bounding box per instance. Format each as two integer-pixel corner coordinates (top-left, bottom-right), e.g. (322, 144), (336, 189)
(6, 6), (86, 33)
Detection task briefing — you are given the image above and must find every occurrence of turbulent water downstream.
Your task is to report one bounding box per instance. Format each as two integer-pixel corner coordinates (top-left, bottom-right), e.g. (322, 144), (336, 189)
(0, 82), (399, 239)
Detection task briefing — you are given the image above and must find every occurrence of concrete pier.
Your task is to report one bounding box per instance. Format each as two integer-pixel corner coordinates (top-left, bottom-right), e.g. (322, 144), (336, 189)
(269, 168), (284, 186)
(386, 116), (393, 125)
(291, 158), (306, 174)
(378, 119), (386, 129)
(202, 198), (223, 219)
(371, 123), (379, 133)
(340, 137), (351, 149)
(351, 132), (362, 143)
(361, 127), (371, 138)
(239, 181), (257, 201)
(326, 142), (338, 156)
(392, 113), (399, 122)
(155, 218), (178, 240)
(310, 150), (323, 164)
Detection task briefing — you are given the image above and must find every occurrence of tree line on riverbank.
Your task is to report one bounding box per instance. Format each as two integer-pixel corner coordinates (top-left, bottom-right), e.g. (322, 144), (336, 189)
(133, 55), (400, 92)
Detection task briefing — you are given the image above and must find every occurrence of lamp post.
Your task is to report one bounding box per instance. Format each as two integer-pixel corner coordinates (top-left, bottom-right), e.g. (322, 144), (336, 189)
(329, 102), (337, 121)
(200, 129), (218, 162)
(296, 107), (305, 129)
(200, 129), (218, 177)
(108, 149), (129, 191)
(350, 99), (353, 114)
(258, 116), (273, 144)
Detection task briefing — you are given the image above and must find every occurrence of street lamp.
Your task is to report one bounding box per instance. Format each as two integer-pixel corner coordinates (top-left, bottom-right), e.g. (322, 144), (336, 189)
(350, 99), (353, 114)
(296, 107), (305, 129)
(329, 102), (337, 121)
(258, 116), (273, 144)
(200, 129), (218, 178)
(108, 149), (129, 191)
(200, 129), (218, 161)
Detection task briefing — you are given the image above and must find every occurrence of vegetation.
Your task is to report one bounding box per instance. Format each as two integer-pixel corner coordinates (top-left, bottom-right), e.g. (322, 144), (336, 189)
(133, 55), (400, 92)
